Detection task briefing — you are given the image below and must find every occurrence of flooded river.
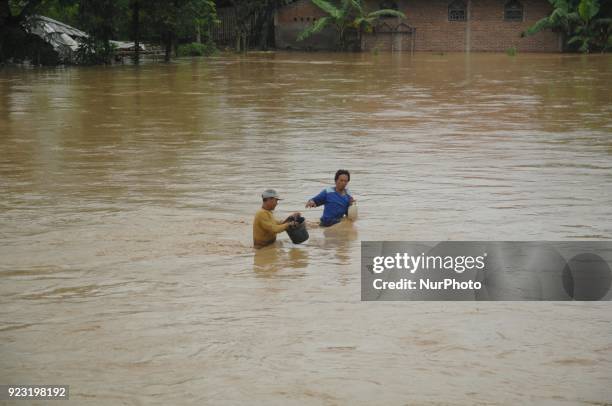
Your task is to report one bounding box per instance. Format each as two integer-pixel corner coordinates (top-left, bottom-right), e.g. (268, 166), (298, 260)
(1, 52), (611, 404)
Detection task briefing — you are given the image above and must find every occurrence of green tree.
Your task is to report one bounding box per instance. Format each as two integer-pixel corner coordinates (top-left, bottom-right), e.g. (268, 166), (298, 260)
(1, 0), (43, 62)
(77, 0), (127, 63)
(176, 0), (216, 45)
(130, 0), (141, 63)
(225, 0), (294, 52)
(0, 0), (82, 64)
(297, 0), (406, 51)
(524, 0), (612, 52)
(1, 0), (218, 64)
(228, 0), (256, 52)
(38, 0), (79, 26)
(144, 0), (216, 61)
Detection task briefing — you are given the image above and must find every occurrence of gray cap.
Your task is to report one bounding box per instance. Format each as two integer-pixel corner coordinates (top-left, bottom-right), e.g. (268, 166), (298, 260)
(262, 189), (282, 200)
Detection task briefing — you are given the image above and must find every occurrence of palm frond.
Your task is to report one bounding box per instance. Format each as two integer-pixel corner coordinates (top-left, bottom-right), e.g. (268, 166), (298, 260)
(347, 0), (363, 14)
(297, 16), (332, 41)
(549, 8), (568, 22)
(366, 9), (407, 20)
(578, 0), (599, 22)
(523, 16), (552, 35)
(550, 0), (570, 13)
(311, 0), (341, 19)
(566, 36), (579, 43)
(566, 11), (581, 23)
(354, 16), (375, 25)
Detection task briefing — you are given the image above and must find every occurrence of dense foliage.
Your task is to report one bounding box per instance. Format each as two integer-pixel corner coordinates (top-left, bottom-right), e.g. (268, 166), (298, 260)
(524, 0), (612, 52)
(297, 0), (406, 51)
(0, 0), (218, 64)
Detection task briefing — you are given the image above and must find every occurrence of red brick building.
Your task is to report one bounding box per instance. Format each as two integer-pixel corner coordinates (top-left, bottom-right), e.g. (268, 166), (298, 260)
(274, 0), (561, 52)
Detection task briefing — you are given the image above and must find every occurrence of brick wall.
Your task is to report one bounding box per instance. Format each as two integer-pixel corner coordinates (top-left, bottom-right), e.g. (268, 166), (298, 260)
(467, 0), (560, 51)
(275, 0), (561, 52)
(399, 0), (468, 51)
(361, 32), (415, 52)
(275, 0), (339, 50)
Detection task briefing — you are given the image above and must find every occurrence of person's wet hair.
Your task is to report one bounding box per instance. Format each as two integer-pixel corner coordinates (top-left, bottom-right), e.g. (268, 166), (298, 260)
(335, 169), (350, 182)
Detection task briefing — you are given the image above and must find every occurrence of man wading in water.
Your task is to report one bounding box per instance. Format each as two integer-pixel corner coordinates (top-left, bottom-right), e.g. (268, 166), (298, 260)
(253, 189), (300, 248)
(306, 169), (355, 227)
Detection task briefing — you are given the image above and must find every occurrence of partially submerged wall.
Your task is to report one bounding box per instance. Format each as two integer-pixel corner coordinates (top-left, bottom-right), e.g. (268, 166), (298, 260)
(275, 0), (561, 52)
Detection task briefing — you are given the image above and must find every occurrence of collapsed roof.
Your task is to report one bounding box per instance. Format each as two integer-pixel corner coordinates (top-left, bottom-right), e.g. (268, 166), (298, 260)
(24, 15), (145, 63)
(24, 15), (87, 61)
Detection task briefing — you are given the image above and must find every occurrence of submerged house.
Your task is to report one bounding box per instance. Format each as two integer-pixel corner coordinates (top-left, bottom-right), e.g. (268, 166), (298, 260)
(23, 15), (88, 63)
(24, 15), (145, 64)
(275, 0), (561, 52)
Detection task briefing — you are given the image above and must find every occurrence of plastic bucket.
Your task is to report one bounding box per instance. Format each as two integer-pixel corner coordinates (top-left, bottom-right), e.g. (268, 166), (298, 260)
(347, 203), (358, 221)
(286, 216), (309, 244)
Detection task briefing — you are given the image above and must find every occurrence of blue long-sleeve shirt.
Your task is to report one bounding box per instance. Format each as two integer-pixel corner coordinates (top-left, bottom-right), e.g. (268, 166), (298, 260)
(311, 187), (352, 226)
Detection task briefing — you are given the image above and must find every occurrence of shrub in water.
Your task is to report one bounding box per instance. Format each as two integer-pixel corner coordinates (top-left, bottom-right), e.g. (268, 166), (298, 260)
(178, 41), (216, 57)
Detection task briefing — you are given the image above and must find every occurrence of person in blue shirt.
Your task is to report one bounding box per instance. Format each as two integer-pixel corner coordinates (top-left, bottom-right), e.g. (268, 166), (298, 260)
(306, 169), (356, 227)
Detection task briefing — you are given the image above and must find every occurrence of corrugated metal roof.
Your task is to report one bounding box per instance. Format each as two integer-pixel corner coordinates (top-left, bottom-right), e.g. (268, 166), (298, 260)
(24, 15), (88, 61)
(23, 15), (145, 62)
(26, 15), (88, 41)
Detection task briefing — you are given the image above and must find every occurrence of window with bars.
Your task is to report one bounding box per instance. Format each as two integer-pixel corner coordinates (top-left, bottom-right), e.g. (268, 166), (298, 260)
(448, 0), (467, 22)
(504, 0), (523, 21)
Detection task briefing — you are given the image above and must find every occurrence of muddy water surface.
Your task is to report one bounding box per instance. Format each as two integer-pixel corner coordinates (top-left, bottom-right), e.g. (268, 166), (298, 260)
(1, 52), (611, 404)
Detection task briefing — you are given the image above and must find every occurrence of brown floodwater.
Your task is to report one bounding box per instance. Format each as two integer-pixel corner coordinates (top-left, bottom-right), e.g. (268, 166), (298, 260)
(1, 52), (611, 405)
